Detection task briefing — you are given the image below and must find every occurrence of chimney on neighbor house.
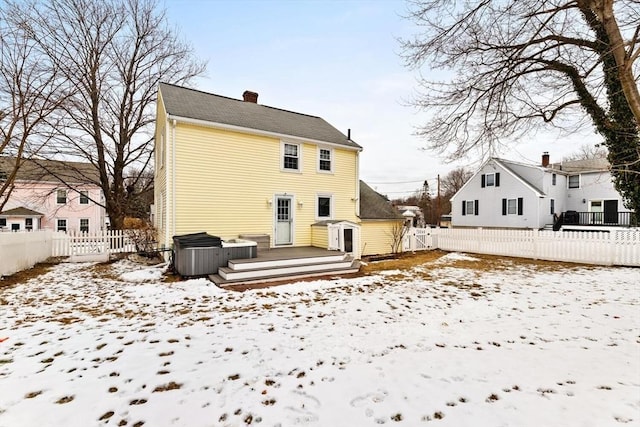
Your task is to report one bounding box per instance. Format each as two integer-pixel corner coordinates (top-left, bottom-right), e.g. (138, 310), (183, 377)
(542, 151), (550, 167)
(242, 90), (258, 103)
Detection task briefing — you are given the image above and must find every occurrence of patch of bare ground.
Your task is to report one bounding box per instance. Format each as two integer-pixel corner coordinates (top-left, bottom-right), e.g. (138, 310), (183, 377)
(360, 250), (447, 274)
(365, 250), (593, 276)
(0, 260), (58, 291)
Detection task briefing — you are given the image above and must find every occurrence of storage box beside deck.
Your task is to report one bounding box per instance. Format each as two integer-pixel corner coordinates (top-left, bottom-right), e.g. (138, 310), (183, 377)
(172, 233), (257, 277)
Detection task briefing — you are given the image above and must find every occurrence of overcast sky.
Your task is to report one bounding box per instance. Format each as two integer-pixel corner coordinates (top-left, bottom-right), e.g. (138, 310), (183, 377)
(164, 0), (600, 199)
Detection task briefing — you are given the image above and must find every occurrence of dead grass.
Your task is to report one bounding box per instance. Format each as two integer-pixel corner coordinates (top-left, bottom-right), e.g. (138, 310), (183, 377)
(360, 251), (446, 274)
(0, 260), (57, 290)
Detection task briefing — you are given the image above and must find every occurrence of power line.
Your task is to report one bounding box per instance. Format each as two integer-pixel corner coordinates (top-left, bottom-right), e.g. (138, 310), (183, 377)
(366, 177), (438, 185)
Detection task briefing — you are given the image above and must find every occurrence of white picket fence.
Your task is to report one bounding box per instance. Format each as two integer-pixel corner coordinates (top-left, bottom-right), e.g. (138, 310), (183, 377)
(403, 226), (640, 266)
(51, 230), (136, 257)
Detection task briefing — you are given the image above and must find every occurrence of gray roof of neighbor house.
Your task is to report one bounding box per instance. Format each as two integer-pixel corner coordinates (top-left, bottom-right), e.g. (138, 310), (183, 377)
(549, 158), (609, 172)
(359, 181), (403, 220)
(159, 83), (362, 149)
(0, 157), (100, 184)
(0, 206), (44, 217)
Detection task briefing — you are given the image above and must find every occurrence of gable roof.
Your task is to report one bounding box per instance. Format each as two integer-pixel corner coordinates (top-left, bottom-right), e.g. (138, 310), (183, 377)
(359, 181), (403, 220)
(0, 157), (100, 184)
(451, 158), (545, 201)
(494, 158), (545, 195)
(0, 206), (44, 217)
(159, 83), (362, 150)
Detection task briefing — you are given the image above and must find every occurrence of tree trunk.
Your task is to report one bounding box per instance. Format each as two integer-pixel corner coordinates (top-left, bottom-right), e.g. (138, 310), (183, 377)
(593, 0), (640, 126)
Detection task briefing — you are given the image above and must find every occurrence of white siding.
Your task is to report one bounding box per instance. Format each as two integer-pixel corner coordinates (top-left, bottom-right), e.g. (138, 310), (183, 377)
(452, 161), (541, 228)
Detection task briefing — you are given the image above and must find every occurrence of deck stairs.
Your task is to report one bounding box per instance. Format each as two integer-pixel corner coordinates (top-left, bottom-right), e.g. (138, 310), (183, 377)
(210, 248), (360, 287)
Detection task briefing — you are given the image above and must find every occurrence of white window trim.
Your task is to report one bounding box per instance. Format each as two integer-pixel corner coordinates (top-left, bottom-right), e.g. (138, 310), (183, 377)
(316, 193), (333, 220)
(56, 218), (68, 232)
(79, 218), (90, 233)
(56, 189), (67, 205)
(568, 174), (580, 189)
(485, 173), (495, 187)
(281, 141), (302, 173)
(465, 200), (475, 215)
(158, 127), (166, 170)
(507, 198), (517, 215)
(317, 146), (333, 173)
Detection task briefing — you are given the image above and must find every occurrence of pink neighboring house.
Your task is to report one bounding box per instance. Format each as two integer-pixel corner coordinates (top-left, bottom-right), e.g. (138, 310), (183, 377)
(0, 157), (106, 233)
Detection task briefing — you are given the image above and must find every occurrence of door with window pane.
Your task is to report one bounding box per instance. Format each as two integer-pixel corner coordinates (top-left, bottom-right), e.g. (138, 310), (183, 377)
(275, 196), (293, 245)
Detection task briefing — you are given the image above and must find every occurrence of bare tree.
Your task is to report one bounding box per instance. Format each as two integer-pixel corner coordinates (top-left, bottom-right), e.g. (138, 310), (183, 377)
(387, 221), (409, 254)
(401, 0), (640, 214)
(441, 167), (474, 198)
(0, 3), (67, 211)
(14, 0), (205, 229)
(563, 143), (608, 161)
(439, 167), (473, 217)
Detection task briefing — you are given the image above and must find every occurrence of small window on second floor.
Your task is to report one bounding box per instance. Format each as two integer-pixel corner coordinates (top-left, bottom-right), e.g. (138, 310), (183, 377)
(552, 173), (557, 185)
(283, 143), (300, 171)
(568, 175), (580, 189)
(79, 191), (89, 205)
(57, 189), (67, 204)
(486, 173), (495, 186)
(319, 148), (332, 172)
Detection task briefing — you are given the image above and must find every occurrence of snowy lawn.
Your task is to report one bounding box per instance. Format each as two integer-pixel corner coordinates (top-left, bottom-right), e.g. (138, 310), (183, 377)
(0, 251), (639, 427)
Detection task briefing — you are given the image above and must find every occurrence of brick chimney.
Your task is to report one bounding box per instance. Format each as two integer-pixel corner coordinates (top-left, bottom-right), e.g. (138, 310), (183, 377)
(242, 90), (258, 103)
(542, 151), (550, 167)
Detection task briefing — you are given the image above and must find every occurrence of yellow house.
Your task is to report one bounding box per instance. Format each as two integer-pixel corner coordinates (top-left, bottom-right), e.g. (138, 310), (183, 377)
(154, 84), (365, 254)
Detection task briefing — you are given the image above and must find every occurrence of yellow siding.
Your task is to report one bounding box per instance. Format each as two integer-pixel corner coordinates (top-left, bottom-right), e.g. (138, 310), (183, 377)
(169, 122), (359, 247)
(360, 220), (404, 256)
(311, 225), (329, 249)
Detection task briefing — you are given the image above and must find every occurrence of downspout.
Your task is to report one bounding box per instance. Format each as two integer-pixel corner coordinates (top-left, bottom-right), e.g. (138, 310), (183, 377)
(355, 151), (360, 218)
(171, 119), (177, 245)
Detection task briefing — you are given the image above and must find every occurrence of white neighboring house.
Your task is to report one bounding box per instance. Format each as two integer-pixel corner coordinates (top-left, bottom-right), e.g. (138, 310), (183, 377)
(450, 153), (635, 230)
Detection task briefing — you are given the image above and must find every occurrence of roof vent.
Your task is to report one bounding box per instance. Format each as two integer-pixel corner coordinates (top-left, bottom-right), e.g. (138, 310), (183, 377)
(242, 90), (258, 103)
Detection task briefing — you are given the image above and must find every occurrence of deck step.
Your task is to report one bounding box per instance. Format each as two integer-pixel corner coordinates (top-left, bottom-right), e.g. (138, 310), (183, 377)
(210, 261), (361, 287)
(228, 253), (346, 271)
(219, 257), (354, 281)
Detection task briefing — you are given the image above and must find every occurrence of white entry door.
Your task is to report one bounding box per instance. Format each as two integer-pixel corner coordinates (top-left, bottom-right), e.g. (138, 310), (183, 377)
(275, 196), (293, 245)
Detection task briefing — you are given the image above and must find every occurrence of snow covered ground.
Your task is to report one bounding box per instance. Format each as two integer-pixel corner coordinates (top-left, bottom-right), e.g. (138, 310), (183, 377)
(0, 252), (638, 427)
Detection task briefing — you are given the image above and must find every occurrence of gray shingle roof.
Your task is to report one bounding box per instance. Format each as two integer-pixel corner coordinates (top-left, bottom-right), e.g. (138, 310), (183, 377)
(0, 157), (100, 184)
(359, 181), (403, 220)
(0, 206), (44, 217)
(159, 83), (361, 149)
